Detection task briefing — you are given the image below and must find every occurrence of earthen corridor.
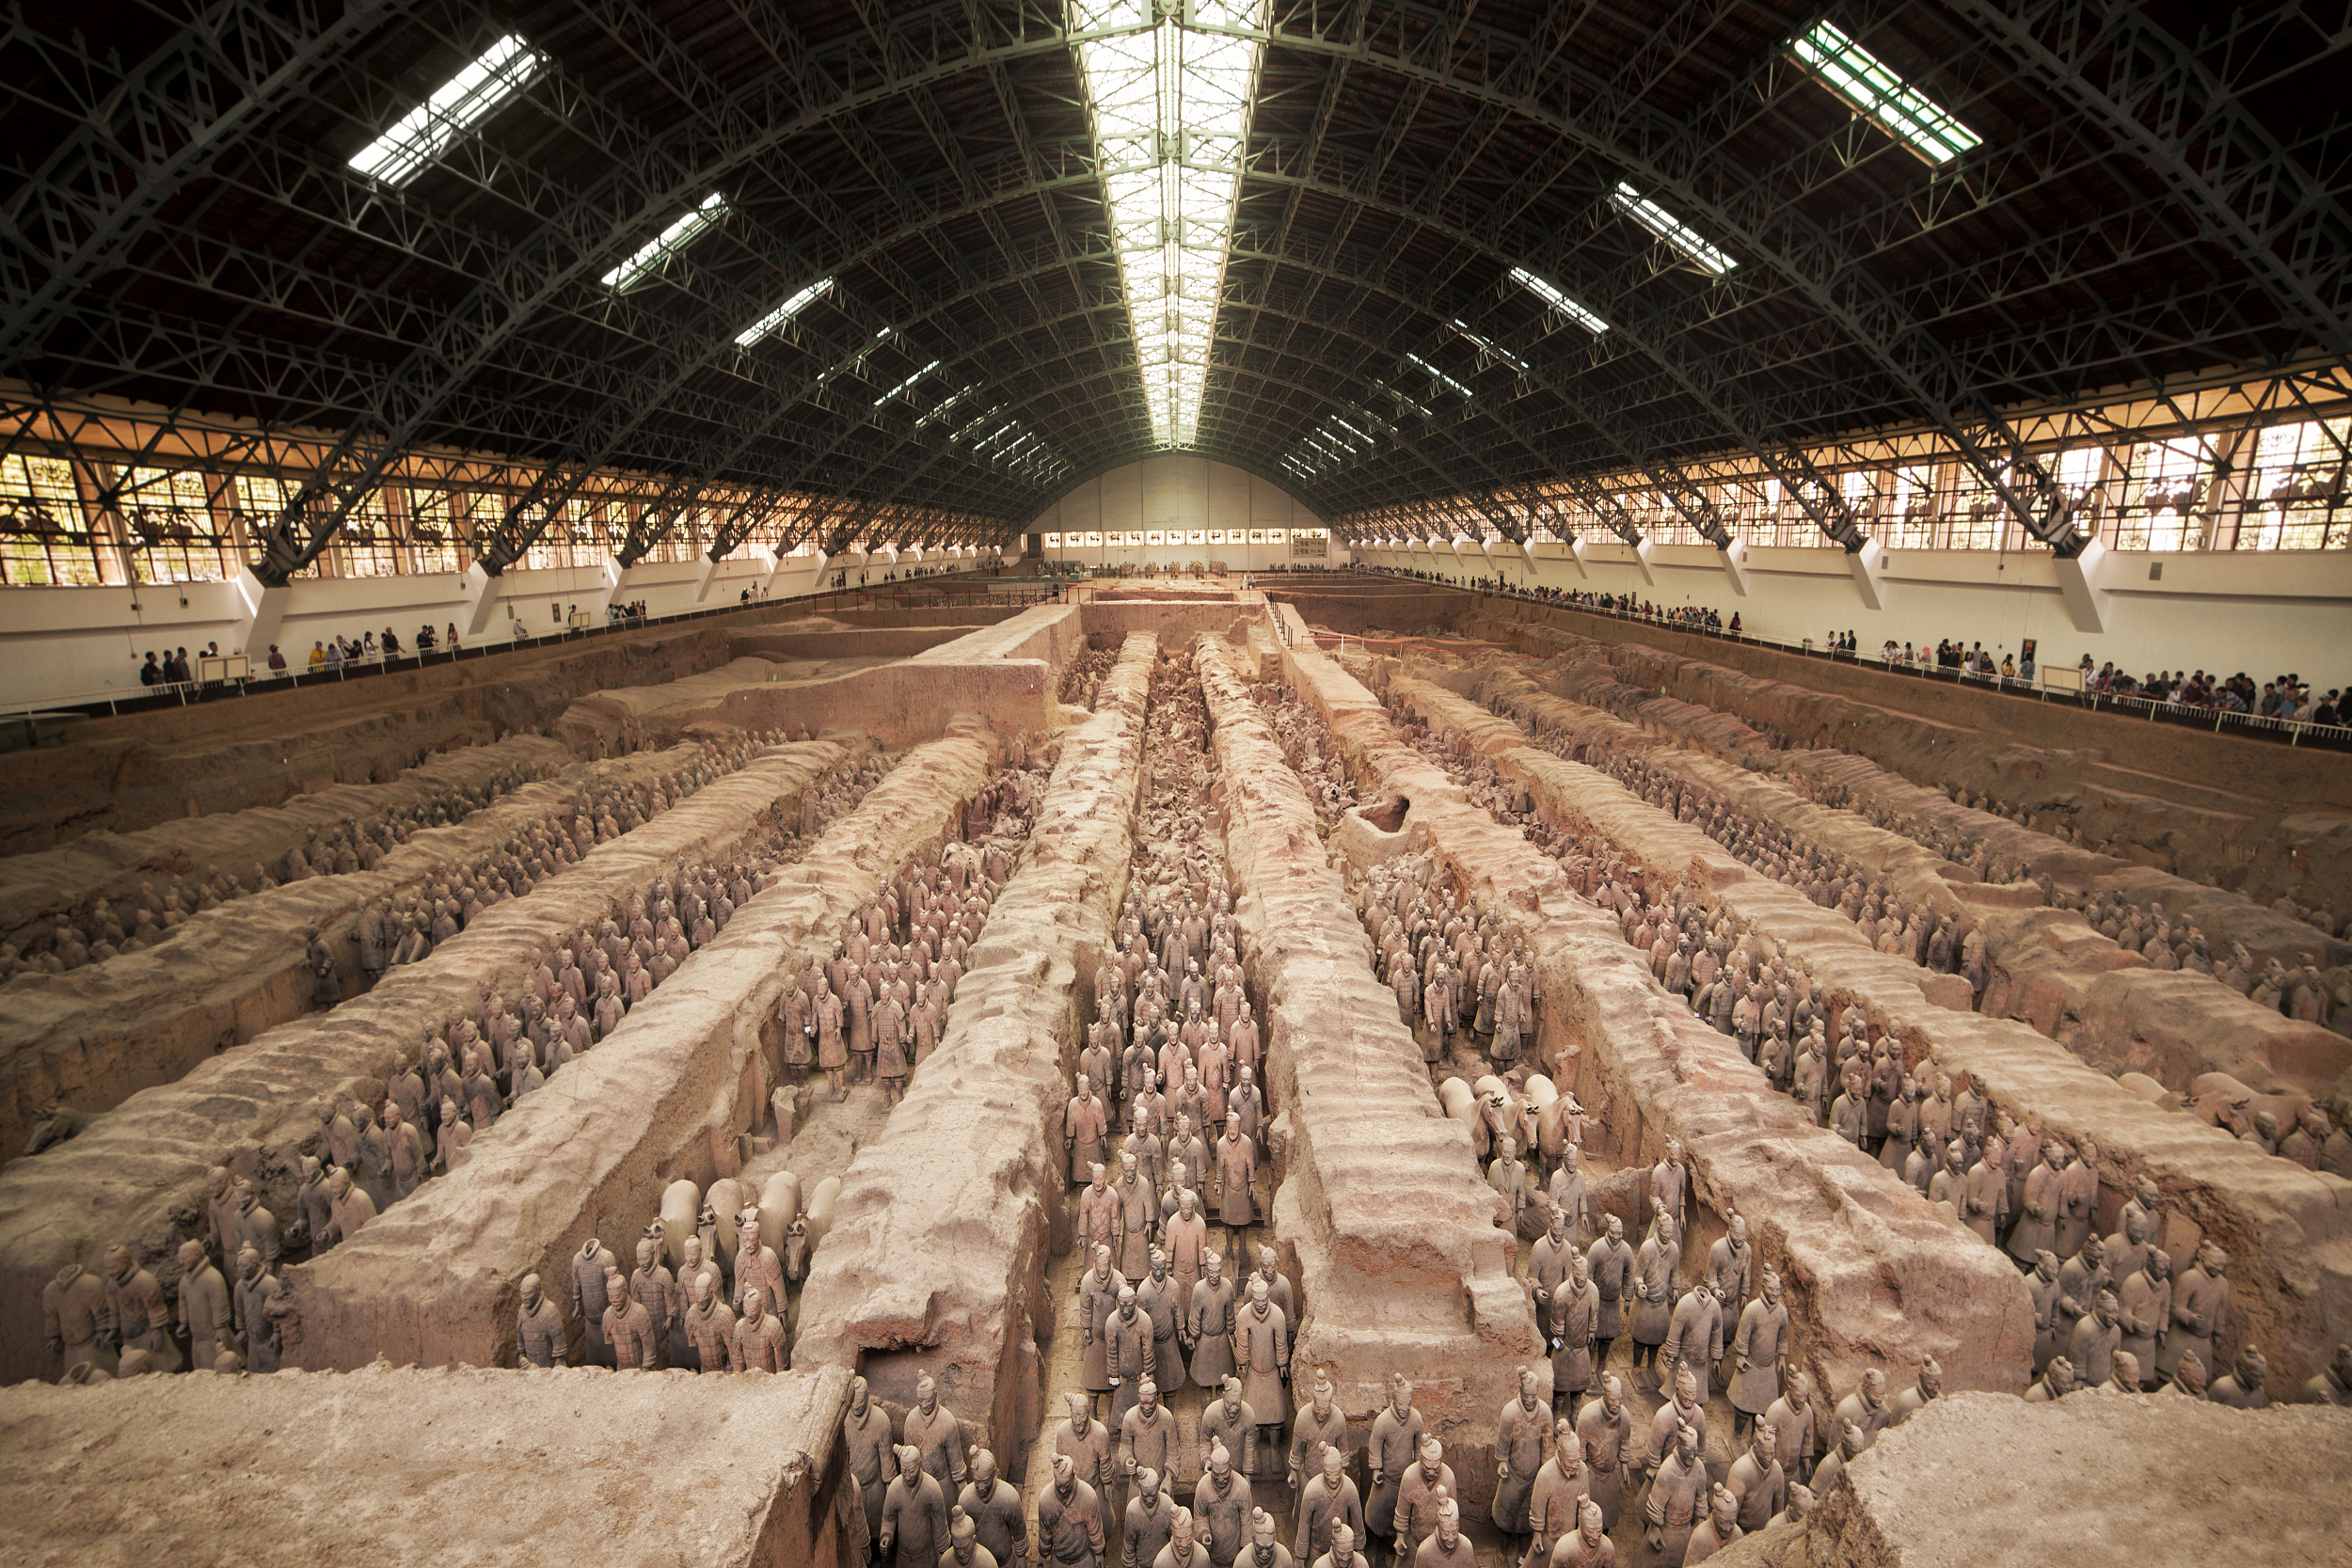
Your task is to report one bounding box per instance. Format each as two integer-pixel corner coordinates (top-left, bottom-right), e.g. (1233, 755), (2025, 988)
(0, 581), (2344, 1568)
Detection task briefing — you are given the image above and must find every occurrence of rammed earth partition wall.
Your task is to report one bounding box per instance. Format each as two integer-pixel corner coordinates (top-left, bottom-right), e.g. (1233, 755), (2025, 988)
(0, 740), (688, 1163)
(795, 634), (1155, 1463)
(1192, 633), (1534, 1494)
(1454, 656), (2352, 1101)
(1378, 663), (2352, 1392)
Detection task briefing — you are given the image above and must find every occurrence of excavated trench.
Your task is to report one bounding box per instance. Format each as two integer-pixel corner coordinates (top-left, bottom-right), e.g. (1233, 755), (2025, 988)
(1364, 650), (2352, 1392)
(282, 730), (1005, 1370)
(0, 737), (761, 1162)
(0, 732), (903, 1380)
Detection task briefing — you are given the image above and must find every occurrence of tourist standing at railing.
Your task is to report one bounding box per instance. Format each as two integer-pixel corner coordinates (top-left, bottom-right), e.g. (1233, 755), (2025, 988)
(382, 626), (403, 657)
(266, 645), (287, 677)
(137, 651), (164, 687)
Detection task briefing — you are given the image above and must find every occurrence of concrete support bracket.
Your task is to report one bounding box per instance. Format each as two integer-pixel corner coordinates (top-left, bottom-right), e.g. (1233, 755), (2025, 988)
(1721, 536), (1751, 595)
(1569, 536), (1591, 578)
(1849, 537), (1891, 611)
(228, 566), (291, 662)
(457, 562), (499, 640)
(1633, 534), (1658, 586)
(2054, 537), (2115, 633)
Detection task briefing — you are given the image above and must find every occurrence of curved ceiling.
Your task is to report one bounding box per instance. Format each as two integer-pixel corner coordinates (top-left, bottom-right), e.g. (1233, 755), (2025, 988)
(5, 0), (2347, 575)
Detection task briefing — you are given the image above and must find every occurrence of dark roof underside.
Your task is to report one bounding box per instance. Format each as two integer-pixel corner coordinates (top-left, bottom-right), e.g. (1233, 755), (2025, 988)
(5, 0), (2348, 557)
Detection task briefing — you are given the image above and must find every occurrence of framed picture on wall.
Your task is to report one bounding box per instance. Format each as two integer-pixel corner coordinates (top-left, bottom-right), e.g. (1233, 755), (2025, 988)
(1146, 530), (1165, 546)
(1085, 531), (1103, 546)
(1042, 532), (1061, 547)
(1186, 529), (1204, 545)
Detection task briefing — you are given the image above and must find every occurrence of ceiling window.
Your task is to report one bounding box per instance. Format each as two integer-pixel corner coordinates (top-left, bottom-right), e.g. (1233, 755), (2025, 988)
(1791, 20), (1982, 166)
(349, 33), (546, 187)
(1609, 182), (1737, 275)
(1509, 266), (1609, 336)
(735, 277), (834, 347)
(601, 192), (728, 292)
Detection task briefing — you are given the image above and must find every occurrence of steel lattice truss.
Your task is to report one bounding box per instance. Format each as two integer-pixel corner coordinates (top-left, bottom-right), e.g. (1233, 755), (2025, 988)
(4, 0), (2348, 579)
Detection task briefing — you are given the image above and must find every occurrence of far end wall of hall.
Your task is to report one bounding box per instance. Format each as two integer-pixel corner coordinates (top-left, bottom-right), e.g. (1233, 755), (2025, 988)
(1032, 453), (1333, 570)
(1353, 540), (2352, 693)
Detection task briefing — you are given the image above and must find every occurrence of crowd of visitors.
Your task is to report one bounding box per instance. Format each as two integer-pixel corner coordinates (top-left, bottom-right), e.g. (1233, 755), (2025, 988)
(133, 601), (676, 698)
(1354, 566), (2346, 733)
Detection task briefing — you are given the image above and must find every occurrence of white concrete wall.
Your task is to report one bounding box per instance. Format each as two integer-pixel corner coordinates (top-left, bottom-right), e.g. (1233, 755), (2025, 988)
(1032, 454), (1341, 572)
(0, 553), (850, 710)
(1350, 540), (2352, 688)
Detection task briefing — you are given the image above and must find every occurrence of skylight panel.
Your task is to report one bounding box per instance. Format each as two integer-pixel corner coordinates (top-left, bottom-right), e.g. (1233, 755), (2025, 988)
(1451, 319), (1529, 372)
(914, 385), (975, 430)
(349, 33), (545, 187)
(1609, 183), (1738, 275)
(1791, 20), (1982, 166)
(1074, 0), (1267, 450)
(1508, 266), (1610, 336)
(1404, 352), (1476, 401)
(600, 192), (728, 292)
(875, 359), (942, 408)
(734, 277), (834, 347)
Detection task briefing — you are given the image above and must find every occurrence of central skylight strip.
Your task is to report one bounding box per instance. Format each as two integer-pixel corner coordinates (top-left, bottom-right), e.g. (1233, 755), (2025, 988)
(1073, 0), (1267, 450)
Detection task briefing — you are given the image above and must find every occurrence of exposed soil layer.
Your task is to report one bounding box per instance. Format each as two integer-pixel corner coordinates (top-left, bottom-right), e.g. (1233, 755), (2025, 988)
(0, 619), (792, 854)
(0, 1362), (861, 1568)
